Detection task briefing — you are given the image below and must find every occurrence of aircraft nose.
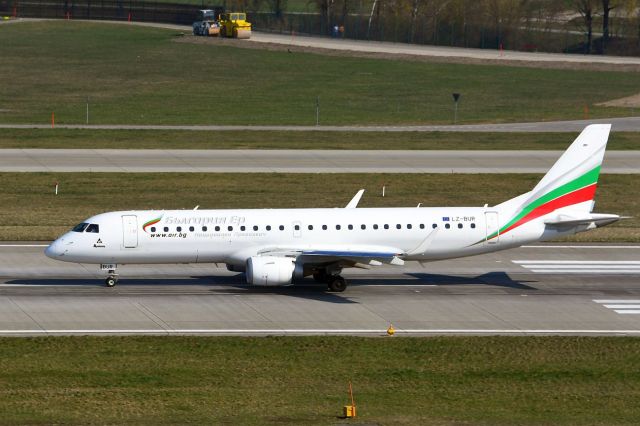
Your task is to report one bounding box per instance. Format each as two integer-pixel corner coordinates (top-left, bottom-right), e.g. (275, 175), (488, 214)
(45, 238), (67, 259)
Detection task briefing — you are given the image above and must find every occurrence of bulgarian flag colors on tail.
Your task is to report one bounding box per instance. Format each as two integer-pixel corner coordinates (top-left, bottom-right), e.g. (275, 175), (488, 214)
(486, 165), (600, 241)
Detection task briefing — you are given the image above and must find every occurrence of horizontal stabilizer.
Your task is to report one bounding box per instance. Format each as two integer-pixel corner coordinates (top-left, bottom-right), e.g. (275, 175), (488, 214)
(544, 213), (625, 228)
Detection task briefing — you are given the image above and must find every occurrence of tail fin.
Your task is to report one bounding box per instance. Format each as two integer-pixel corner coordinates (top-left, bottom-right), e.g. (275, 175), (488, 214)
(529, 124), (610, 211)
(495, 124), (611, 234)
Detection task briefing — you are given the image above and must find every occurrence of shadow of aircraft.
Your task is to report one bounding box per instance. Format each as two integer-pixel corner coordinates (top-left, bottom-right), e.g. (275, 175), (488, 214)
(4, 271), (536, 301)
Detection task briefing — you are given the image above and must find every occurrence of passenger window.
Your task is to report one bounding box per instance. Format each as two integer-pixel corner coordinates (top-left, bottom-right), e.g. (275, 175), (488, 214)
(396, 224), (401, 229)
(240, 226), (245, 231)
(215, 226), (220, 232)
(203, 226), (208, 232)
(471, 223), (476, 229)
(348, 224), (353, 230)
(445, 224), (451, 229)
(151, 227), (156, 232)
(164, 227), (169, 232)
(432, 224), (437, 229)
(322, 225), (327, 230)
(361, 224), (366, 230)
(407, 224), (412, 229)
(308, 225), (313, 230)
(279, 225), (284, 231)
(419, 224), (425, 229)
(458, 223), (463, 229)
(336, 225), (341, 230)
(266, 225), (271, 231)
(72, 223), (89, 232)
(228, 226), (233, 231)
(384, 224), (389, 229)
(177, 226), (182, 232)
(295, 225), (300, 230)
(253, 225), (258, 231)
(373, 224), (378, 230)
(189, 226), (194, 232)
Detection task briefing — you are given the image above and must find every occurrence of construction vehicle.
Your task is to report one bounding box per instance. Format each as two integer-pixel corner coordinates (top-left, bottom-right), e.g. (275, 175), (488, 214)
(219, 12), (251, 39)
(192, 8), (224, 36)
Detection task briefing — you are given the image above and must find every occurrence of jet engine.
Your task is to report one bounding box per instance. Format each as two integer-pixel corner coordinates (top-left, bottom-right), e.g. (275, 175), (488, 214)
(246, 256), (298, 286)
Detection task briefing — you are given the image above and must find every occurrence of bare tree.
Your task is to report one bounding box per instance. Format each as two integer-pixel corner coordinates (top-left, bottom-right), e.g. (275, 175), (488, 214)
(601, 0), (617, 49)
(575, 0), (598, 53)
(269, 0), (287, 18)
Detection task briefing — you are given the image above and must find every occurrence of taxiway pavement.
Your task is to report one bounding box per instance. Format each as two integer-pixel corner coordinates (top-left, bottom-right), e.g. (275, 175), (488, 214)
(0, 149), (637, 173)
(2, 116), (640, 132)
(1, 243), (639, 336)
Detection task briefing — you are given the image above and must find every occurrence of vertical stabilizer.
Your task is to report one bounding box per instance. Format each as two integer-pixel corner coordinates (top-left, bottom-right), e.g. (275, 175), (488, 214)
(530, 124), (610, 206)
(493, 124), (611, 237)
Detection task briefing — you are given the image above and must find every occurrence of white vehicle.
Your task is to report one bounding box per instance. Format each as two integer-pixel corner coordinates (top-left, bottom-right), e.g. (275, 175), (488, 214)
(46, 125), (621, 291)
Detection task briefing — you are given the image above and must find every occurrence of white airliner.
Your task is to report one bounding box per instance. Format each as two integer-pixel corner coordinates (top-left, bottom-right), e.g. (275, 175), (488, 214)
(46, 124), (621, 291)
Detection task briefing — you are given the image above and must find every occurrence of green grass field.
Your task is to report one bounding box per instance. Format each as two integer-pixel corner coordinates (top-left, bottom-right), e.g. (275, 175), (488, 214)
(0, 172), (636, 241)
(1, 336), (639, 424)
(1, 21), (638, 126)
(1, 129), (639, 149)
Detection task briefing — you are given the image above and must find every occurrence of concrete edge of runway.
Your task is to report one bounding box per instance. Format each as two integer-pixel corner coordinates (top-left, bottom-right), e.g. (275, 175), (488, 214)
(2, 329), (640, 337)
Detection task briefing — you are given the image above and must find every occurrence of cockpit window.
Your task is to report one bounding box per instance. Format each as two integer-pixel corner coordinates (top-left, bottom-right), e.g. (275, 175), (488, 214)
(85, 224), (100, 233)
(72, 223), (89, 232)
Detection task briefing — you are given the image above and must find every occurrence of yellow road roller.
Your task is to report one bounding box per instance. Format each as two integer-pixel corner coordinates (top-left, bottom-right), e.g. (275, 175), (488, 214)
(219, 12), (251, 39)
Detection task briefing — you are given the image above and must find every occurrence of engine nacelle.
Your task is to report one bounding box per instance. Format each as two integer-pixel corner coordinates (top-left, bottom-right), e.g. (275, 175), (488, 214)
(246, 256), (296, 286)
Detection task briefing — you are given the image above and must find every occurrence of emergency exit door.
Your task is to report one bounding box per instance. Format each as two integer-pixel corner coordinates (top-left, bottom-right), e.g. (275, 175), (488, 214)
(485, 211), (499, 244)
(122, 215), (138, 248)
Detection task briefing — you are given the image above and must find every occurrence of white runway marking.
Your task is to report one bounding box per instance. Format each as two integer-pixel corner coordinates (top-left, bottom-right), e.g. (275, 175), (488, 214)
(515, 260), (640, 264)
(594, 300), (640, 315)
(0, 244), (48, 247)
(523, 245), (640, 249)
(514, 260), (640, 274)
(0, 329), (639, 335)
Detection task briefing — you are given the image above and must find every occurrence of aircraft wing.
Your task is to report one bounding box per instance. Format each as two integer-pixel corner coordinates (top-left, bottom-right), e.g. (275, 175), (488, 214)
(256, 245), (405, 267)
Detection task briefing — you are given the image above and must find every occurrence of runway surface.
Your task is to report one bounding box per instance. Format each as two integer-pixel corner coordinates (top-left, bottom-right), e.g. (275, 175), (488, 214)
(2, 116), (640, 132)
(1, 243), (639, 336)
(0, 149), (636, 173)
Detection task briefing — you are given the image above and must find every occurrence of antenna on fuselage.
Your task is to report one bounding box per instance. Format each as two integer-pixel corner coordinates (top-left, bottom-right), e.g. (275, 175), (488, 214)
(194, 205), (200, 210)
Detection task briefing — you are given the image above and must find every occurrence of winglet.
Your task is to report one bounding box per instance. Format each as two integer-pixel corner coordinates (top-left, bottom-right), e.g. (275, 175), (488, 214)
(345, 189), (365, 209)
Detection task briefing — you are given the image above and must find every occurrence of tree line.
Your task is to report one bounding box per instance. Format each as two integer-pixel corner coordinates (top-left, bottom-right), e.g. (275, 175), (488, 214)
(238, 0), (640, 55)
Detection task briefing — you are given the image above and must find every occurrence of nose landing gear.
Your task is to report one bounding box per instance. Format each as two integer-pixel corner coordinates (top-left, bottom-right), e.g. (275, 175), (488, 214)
(105, 269), (119, 287)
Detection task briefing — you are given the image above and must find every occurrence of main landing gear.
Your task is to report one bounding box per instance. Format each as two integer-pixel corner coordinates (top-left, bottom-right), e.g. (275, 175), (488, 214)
(313, 269), (348, 292)
(105, 270), (119, 287)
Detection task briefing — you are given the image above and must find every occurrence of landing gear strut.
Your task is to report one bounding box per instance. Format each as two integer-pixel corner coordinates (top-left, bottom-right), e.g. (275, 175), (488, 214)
(314, 268), (347, 292)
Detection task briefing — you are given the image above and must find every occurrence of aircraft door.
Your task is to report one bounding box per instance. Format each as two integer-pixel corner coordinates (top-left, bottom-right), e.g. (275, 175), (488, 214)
(122, 215), (138, 248)
(292, 221), (302, 238)
(485, 211), (499, 244)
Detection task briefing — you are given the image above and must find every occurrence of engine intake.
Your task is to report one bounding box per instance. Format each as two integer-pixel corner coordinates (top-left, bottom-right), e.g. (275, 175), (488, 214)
(246, 256), (296, 286)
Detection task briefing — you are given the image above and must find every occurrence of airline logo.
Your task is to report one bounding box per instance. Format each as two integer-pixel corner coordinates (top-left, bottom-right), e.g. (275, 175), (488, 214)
(142, 216), (163, 233)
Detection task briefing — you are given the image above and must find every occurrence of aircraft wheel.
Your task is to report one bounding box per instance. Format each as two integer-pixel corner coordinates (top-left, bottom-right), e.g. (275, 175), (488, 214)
(313, 270), (327, 283)
(328, 276), (347, 292)
(105, 276), (118, 287)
